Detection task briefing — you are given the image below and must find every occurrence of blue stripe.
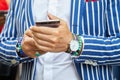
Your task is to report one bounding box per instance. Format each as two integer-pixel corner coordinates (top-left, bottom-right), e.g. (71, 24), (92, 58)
(70, 0), (74, 32)
(99, 1), (103, 36)
(88, 65), (93, 80)
(78, 0), (85, 35)
(83, 3), (89, 35)
(83, 64), (88, 80)
(94, 2), (98, 36)
(73, 0), (79, 34)
(88, 2), (94, 35)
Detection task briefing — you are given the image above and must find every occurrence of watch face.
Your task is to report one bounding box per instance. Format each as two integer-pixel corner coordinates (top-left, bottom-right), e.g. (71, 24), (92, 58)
(70, 40), (79, 51)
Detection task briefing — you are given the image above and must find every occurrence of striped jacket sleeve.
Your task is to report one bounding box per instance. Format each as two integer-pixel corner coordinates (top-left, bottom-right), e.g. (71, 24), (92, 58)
(0, 0), (32, 66)
(75, 0), (120, 65)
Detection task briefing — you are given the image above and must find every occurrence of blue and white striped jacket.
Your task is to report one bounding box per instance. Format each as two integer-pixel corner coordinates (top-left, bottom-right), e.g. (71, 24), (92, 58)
(0, 0), (120, 80)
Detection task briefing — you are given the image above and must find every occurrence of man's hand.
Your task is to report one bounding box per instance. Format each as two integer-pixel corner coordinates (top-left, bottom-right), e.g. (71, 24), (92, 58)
(30, 13), (73, 53)
(21, 29), (45, 58)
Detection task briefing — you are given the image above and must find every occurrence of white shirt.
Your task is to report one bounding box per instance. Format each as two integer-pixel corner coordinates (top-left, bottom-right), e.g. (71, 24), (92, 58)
(33, 0), (80, 80)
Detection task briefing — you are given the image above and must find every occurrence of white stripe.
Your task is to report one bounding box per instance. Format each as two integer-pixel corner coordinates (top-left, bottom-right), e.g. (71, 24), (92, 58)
(115, 0), (120, 33)
(16, 0), (22, 36)
(82, 16), (85, 35)
(111, 66), (114, 80)
(110, 0), (116, 36)
(21, 8), (25, 35)
(7, 17), (13, 37)
(86, 3), (90, 35)
(97, 1), (100, 36)
(0, 52), (17, 59)
(84, 37), (119, 41)
(31, 59), (37, 80)
(79, 54), (120, 59)
(11, 21), (16, 38)
(6, 39), (17, 42)
(19, 0), (25, 36)
(102, 66), (105, 80)
(101, 0), (105, 37)
(29, 0), (33, 26)
(0, 46), (16, 53)
(96, 67), (99, 80)
(106, 65), (109, 80)
(1, 41), (16, 47)
(85, 43), (120, 47)
(106, 1), (111, 36)
(14, 0), (19, 16)
(25, 0), (29, 30)
(91, 2), (95, 36)
(77, 0), (81, 35)
(86, 65), (90, 80)
(81, 63), (85, 80)
(91, 66), (95, 80)
(84, 48), (120, 53)
(71, 0), (75, 33)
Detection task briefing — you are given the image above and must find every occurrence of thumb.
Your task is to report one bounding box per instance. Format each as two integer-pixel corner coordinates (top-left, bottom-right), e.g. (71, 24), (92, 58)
(48, 13), (59, 20)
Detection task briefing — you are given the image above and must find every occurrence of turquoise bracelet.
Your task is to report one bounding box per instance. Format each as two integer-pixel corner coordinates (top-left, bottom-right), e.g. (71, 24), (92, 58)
(16, 37), (27, 57)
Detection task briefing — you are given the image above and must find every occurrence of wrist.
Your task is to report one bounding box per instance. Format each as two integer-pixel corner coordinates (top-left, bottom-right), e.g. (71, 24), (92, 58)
(67, 32), (73, 44)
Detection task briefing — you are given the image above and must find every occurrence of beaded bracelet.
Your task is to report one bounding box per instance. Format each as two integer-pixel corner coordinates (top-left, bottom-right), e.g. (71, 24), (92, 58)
(16, 37), (27, 57)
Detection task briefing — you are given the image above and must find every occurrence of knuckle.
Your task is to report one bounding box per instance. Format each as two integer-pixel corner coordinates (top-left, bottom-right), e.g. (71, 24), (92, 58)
(24, 46), (29, 50)
(51, 44), (56, 49)
(52, 38), (59, 43)
(24, 39), (30, 44)
(54, 30), (60, 35)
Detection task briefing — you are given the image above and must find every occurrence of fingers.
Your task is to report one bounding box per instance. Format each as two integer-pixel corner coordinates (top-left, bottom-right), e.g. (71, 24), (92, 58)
(22, 34), (38, 58)
(35, 44), (67, 52)
(26, 51), (36, 58)
(24, 29), (33, 37)
(30, 26), (56, 34)
(22, 35), (35, 47)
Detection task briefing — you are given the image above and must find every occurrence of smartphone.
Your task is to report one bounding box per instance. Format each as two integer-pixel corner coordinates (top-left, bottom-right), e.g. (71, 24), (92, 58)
(36, 19), (60, 27)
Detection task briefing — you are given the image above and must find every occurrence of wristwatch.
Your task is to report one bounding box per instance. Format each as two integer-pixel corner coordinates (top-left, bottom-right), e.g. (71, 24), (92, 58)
(66, 34), (79, 52)
(66, 34), (83, 57)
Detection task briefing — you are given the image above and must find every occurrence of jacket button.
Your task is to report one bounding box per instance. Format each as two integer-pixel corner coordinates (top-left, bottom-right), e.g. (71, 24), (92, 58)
(85, 60), (90, 64)
(11, 59), (17, 64)
(85, 60), (97, 66)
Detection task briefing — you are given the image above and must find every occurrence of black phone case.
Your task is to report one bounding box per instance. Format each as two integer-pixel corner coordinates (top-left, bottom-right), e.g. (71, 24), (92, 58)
(36, 20), (60, 27)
